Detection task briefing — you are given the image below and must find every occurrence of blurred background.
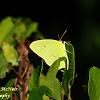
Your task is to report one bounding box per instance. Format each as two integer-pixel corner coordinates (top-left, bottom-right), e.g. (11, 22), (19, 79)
(0, 1), (100, 100)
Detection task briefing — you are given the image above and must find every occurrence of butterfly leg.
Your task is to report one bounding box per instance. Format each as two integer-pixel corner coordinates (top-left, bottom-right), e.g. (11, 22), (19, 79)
(64, 41), (73, 54)
(66, 49), (73, 54)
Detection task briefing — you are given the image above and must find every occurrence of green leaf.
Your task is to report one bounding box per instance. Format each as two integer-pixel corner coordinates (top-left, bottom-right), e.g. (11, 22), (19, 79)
(2, 43), (18, 66)
(39, 73), (46, 86)
(0, 51), (12, 78)
(12, 17), (38, 41)
(0, 17), (14, 46)
(0, 17), (42, 46)
(63, 69), (74, 95)
(44, 57), (67, 100)
(5, 78), (16, 87)
(65, 42), (75, 78)
(63, 43), (75, 96)
(28, 85), (53, 100)
(13, 23), (26, 39)
(33, 31), (45, 40)
(43, 95), (50, 100)
(88, 66), (100, 100)
(25, 94), (29, 100)
(25, 22), (38, 38)
(28, 66), (41, 92)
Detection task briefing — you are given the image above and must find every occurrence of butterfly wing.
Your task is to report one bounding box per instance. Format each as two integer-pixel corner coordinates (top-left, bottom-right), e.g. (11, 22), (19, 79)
(30, 39), (68, 69)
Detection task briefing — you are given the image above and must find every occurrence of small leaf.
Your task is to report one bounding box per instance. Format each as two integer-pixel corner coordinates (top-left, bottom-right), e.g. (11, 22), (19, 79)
(43, 95), (50, 100)
(12, 17), (38, 41)
(28, 66), (41, 91)
(65, 42), (75, 80)
(88, 66), (100, 100)
(0, 17), (14, 46)
(45, 57), (67, 100)
(28, 85), (53, 100)
(39, 73), (46, 86)
(5, 78), (16, 87)
(25, 22), (38, 38)
(62, 43), (75, 99)
(63, 69), (74, 95)
(25, 94), (29, 100)
(0, 51), (12, 78)
(33, 31), (45, 40)
(2, 43), (18, 66)
(13, 23), (26, 39)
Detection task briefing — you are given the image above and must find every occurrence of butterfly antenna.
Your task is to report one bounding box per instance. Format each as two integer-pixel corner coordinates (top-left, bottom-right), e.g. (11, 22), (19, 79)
(60, 30), (67, 40)
(58, 34), (60, 40)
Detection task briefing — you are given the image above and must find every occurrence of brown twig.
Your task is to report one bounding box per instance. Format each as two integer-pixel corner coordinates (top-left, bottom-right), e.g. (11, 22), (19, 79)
(21, 62), (28, 78)
(12, 91), (18, 100)
(12, 39), (33, 100)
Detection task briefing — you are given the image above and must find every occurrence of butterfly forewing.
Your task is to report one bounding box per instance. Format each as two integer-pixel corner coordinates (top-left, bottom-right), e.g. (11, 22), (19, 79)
(30, 39), (68, 69)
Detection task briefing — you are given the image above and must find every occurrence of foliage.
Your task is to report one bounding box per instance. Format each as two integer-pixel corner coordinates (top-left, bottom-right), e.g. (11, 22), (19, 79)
(0, 16), (76, 100)
(1, 16), (99, 100)
(2, 43), (18, 66)
(27, 42), (75, 100)
(0, 16), (42, 78)
(0, 16), (44, 100)
(88, 66), (100, 100)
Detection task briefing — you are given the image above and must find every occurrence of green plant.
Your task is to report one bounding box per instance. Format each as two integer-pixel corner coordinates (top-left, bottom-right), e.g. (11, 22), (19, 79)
(88, 66), (100, 100)
(0, 17), (76, 100)
(28, 42), (75, 100)
(0, 16), (44, 100)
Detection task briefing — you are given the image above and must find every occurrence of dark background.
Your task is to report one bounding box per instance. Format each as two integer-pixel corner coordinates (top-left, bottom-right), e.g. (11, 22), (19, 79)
(0, 1), (100, 100)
